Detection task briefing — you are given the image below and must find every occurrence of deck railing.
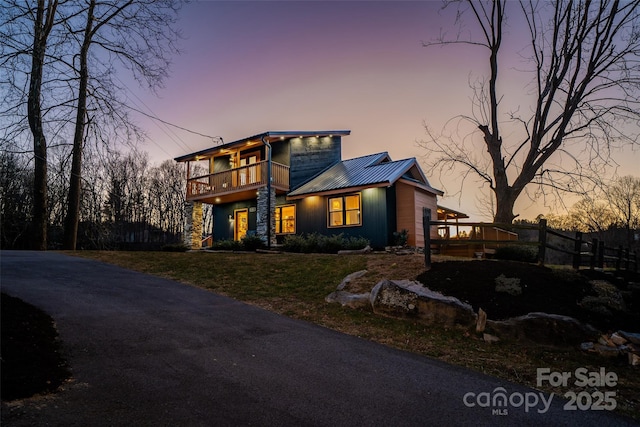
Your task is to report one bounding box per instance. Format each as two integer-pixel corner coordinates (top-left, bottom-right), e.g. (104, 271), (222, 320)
(422, 208), (638, 272)
(187, 161), (289, 198)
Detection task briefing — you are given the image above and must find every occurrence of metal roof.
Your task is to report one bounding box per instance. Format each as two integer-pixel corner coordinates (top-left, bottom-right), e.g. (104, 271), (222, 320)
(288, 152), (443, 198)
(174, 130), (351, 162)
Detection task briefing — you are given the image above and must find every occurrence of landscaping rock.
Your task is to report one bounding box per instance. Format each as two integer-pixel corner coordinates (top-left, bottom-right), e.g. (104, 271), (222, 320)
(325, 290), (371, 308)
(483, 333), (500, 343)
(338, 246), (372, 255)
(619, 331), (640, 345)
(476, 308), (487, 333)
(336, 270), (368, 291)
(486, 312), (600, 346)
(369, 279), (476, 327)
(326, 270), (370, 308)
(580, 331), (640, 364)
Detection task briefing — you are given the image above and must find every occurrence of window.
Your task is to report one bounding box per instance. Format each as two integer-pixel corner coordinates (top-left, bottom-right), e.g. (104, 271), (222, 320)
(275, 205), (296, 234)
(328, 194), (361, 227)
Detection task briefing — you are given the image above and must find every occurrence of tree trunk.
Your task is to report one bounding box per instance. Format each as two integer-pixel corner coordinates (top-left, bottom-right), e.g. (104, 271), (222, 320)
(63, 0), (94, 250)
(27, 0), (58, 250)
(493, 186), (518, 224)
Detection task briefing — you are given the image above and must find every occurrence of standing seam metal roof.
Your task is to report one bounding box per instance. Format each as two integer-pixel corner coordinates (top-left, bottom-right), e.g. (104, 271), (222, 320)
(288, 152), (438, 197)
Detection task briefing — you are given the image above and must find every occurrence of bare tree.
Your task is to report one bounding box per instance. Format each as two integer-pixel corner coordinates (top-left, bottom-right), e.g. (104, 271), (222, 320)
(421, 0), (640, 223)
(63, 0), (184, 249)
(1, 1), (61, 249)
(606, 175), (640, 246)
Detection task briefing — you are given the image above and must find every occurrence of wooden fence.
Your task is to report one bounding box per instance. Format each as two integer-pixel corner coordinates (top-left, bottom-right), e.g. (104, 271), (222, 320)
(422, 208), (638, 273)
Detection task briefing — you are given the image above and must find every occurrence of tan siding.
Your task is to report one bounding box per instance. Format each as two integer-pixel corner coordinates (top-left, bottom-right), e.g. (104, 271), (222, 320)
(395, 182), (416, 246)
(414, 188), (438, 248)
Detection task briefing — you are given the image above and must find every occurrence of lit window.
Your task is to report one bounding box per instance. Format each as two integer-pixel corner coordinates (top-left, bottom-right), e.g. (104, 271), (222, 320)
(328, 194), (361, 227)
(275, 205), (296, 234)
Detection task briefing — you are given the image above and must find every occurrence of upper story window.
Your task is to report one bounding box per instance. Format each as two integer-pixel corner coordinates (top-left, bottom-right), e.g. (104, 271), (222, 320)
(328, 194), (361, 227)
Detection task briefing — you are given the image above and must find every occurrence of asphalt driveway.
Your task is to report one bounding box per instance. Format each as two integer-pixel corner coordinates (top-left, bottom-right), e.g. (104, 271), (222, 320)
(0, 251), (636, 426)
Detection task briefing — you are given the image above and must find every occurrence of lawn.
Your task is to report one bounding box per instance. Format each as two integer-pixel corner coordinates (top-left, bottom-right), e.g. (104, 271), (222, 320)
(5, 250), (640, 419)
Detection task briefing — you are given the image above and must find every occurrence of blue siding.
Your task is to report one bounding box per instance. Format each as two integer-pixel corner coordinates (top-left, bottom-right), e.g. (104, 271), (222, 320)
(289, 136), (342, 190)
(272, 141), (290, 166)
(292, 187), (394, 249)
(213, 200), (257, 241)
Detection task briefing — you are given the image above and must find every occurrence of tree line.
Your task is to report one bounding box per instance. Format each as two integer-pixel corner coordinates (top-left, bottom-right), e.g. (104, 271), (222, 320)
(1, 147), (187, 250)
(1, 0), (184, 250)
(513, 176), (640, 253)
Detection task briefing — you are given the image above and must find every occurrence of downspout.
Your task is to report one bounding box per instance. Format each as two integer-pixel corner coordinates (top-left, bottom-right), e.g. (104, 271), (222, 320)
(261, 136), (272, 249)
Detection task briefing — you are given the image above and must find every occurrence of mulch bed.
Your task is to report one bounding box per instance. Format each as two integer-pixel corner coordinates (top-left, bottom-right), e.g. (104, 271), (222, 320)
(416, 260), (640, 332)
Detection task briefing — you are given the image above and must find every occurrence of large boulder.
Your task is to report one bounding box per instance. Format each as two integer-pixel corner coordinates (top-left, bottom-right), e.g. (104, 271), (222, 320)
(369, 280), (476, 327)
(486, 312), (600, 346)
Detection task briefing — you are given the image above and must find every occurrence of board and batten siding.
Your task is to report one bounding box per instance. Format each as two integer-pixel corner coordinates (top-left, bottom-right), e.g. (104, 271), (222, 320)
(395, 181), (438, 248)
(289, 136), (341, 190)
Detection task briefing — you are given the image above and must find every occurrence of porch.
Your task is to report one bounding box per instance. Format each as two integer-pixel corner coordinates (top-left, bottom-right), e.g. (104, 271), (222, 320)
(187, 160), (290, 204)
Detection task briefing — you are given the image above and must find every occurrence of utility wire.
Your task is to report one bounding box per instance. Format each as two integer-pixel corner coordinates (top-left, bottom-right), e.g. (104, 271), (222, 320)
(126, 103), (223, 145)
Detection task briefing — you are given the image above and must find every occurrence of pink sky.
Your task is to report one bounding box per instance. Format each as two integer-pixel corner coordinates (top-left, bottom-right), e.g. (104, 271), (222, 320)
(125, 1), (639, 220)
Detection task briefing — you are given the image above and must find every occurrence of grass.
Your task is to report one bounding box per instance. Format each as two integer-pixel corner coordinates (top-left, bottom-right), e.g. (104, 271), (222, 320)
(70, 250), (639, 419)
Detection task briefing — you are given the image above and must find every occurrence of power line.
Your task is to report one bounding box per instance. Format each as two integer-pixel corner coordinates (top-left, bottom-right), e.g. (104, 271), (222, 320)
(126, 103), (223, 145)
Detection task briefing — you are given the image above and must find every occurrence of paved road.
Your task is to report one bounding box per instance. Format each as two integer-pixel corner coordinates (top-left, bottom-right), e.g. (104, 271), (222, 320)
(0, 251), (636, 426)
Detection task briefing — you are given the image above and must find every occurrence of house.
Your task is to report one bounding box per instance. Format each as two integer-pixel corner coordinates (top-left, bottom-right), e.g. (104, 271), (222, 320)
(174, 130), (444, 249)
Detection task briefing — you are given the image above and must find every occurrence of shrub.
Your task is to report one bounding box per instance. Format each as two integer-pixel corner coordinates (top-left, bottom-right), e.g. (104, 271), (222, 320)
(393, 229), (409, 246)
(494, 245), (538, 263)
(343, 236), (371, 250)
(281, 233), (370, 254)
(210, 235), (266, 251)
(281, 234), (305, 253)
(319, 233), (345, 254)
(241, 234), (266, 251)
(210, 239), (243, 251)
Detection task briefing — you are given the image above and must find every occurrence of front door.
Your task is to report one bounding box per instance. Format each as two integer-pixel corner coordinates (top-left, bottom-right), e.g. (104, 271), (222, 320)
(235, 209), (248, 241)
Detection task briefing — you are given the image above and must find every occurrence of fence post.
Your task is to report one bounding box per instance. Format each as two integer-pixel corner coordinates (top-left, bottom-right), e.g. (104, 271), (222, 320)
(572, 231), (582, 270)
(598, 241), (605, 269)
(616, 246), (623, 272)
(423, 208), (431, 270)
(590, 238), (598, 269)
(537, 218), (547, 266)
(623, 248), (630, 271)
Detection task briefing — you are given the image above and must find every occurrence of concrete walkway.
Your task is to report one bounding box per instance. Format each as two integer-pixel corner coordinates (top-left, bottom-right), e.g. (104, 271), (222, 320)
(0, 251), (636, 426)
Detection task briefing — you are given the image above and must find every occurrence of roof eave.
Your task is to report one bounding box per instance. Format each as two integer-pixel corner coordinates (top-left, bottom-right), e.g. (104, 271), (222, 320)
(174, 130), (351, 162)
(287, 182), (390, 200)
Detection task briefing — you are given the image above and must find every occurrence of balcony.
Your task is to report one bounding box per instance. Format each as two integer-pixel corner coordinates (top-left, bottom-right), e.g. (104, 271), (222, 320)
(187, 160), (290, 202)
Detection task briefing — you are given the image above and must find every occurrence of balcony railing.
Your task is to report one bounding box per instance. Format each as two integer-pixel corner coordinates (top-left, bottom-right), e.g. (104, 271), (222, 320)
(187, 160), (290, 199)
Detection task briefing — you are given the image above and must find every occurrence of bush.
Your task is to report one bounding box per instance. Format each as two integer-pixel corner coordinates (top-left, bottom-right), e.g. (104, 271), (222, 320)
(281, 233), (370, 254)
(393, 229), (409, 246)
(494, 245), (538, 263)
(209, 235), (266, 251)
(343, 236), (371, 250)
(210, 239), (243, 251)
(280, 234), (305, 253)
(241, 234), (266, 251)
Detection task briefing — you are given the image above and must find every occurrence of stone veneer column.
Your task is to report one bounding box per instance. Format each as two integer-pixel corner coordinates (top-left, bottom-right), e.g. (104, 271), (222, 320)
(183, 201), (203, 249)
(256, 187), (276, 247)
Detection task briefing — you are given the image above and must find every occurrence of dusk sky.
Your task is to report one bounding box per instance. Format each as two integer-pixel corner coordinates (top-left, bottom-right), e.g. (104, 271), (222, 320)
(124, 0), (640, 220)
